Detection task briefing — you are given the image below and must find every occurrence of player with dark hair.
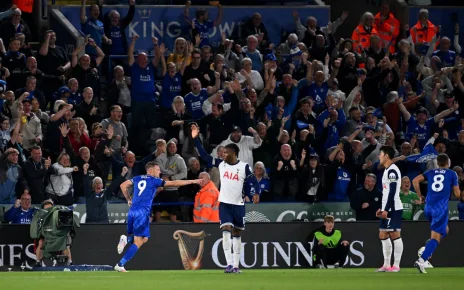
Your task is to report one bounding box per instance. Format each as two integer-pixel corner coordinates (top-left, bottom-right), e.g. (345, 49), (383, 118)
(376, 146), (404, 272)
(412, 153), (460, 273)
(114, 162), (202, 272)
(191, 124), (259, 273)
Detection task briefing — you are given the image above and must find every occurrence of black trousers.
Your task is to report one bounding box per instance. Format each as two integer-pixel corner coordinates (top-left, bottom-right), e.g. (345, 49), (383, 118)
(314, 244), (349, 267)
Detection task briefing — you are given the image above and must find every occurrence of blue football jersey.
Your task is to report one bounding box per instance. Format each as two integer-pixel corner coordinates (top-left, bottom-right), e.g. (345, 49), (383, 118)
(131, 175), (165, 211)
(424, 169), (458, 211)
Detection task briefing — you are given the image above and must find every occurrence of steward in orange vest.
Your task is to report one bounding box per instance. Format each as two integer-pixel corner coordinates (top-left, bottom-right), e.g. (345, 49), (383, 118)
(352, 13), (378, 54)
(193, 173), (219, 223)
(374, 8), (400, 54)
(409, 9), (439, 51)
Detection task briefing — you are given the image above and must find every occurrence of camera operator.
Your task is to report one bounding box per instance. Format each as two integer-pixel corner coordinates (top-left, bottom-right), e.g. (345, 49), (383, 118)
(309, 215), (350, 268)
(33, 199), (74, 267)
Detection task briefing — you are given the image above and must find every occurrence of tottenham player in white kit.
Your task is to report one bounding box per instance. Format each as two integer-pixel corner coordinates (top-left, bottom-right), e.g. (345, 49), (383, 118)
(191, 124), (260, 273)
(377, 146), (404, 272)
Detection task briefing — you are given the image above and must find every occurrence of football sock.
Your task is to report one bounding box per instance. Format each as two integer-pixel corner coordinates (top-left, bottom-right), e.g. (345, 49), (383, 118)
(420, 238), (439, 262)
(381, 237), (392, 267)
(127, 235), (134, 244)
(119, 244), (139, 267)
(392, 238), (403, 268)
(232, 235), (241, 268)
(222, 230), (233, 266)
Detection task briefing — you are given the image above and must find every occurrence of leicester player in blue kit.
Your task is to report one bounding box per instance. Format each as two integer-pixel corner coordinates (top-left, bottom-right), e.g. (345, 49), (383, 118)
(412, 153), (460, 273)
(114, 162), (202, 272)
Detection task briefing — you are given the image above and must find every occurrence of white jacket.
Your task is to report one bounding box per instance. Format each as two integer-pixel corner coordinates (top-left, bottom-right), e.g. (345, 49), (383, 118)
(211, 135), (262, 167)
(45, 163), (74, 196)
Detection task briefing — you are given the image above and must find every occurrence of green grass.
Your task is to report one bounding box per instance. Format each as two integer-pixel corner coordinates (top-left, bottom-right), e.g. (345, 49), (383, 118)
(1, 268), (462, 290)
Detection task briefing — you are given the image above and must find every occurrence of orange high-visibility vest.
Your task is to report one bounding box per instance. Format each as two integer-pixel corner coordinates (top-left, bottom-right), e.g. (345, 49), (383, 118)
(410, 20), (439, 48)
(374, 12), (400, 54)
(351, 25), (378, 53)
(14, 0), (34, 13)
(193, 181), (220, 223)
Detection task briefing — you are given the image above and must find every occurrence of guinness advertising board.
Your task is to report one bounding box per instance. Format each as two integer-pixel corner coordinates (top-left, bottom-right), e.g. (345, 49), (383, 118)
(1, 222), (464, 270)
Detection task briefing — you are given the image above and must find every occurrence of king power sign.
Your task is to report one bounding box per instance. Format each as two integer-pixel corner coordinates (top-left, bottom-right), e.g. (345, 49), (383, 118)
(59, 5), (329, 52)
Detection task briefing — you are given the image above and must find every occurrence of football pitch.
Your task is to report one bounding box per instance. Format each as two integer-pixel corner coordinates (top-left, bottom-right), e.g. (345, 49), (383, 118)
(1, 268), (462, 290)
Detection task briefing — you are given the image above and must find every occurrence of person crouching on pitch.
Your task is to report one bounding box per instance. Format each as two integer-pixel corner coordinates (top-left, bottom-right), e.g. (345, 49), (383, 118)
(310, 215), (350, 268)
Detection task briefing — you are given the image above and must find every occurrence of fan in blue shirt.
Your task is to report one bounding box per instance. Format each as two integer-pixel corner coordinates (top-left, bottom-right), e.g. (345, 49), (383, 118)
(432, 37), (456, 67)
(400, 105), (457, 150)
(4, 193), (37, 224)
(184, 2), (223, 48)
(159, 43), (189, 110)
(184, 76), (220, 120)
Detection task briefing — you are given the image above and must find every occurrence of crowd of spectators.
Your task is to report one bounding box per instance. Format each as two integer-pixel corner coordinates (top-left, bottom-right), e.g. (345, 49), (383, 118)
(2, 0), (464, 223)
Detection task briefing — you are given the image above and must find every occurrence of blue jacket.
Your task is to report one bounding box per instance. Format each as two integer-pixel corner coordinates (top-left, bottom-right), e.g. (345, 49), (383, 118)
(4, 206), (37, 224)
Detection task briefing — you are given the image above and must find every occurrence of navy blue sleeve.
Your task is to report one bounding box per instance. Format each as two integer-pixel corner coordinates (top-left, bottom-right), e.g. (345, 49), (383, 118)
(244, 164), (260, 198)
(384, 169), (399, 211)
(193, 138), (221, 168)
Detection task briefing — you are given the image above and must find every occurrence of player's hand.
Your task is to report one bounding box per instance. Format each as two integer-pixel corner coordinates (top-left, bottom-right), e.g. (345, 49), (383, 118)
(362, 202), (369, 209)
(341, 240), (350, 246)
(252, 194), (260, 204)
(376, 209), (381, 217)
(192, 179), (203, 185)
(381, 211), (388, 220)
(245, 196), (250, 202)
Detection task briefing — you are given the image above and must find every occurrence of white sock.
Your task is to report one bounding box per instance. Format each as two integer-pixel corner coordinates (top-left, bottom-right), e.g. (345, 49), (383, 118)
(222, 231), (233, 266)
(393, 238), (403, 268)
(381, 238), (392, 267)
(232, 236), (241, 268)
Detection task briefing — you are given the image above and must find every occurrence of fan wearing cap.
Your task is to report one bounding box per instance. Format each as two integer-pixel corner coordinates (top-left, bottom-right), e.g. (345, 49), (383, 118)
(398, 101), (458, 150)
(210, 126), (262, 167)
(365, 106), (392, 136)
(263, 54), (283, 81)
(0, 147), (29, 203)
(20, 98), (42, 150)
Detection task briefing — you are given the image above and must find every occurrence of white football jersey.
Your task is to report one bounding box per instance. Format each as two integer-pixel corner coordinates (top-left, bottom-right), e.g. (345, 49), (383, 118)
(219, 160), (252, 206)
(381, 164), (403, 211)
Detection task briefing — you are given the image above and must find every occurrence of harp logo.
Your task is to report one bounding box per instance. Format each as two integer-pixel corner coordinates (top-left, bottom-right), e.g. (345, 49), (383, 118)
(244, 211), (270, 223)
(173, 230), (207, 270)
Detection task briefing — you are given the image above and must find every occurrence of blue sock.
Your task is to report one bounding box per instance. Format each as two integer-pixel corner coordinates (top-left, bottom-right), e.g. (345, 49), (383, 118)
(118, 244), (139, 267)
(421, 239), (439, 261)
(127, 235), (134, 244)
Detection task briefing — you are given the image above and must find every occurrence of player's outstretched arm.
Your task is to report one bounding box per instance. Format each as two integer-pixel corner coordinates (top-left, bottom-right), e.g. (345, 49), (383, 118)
(165, 179), (203, 188)
(412, 174), (425, 202)
(120, 179), (133, 205)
